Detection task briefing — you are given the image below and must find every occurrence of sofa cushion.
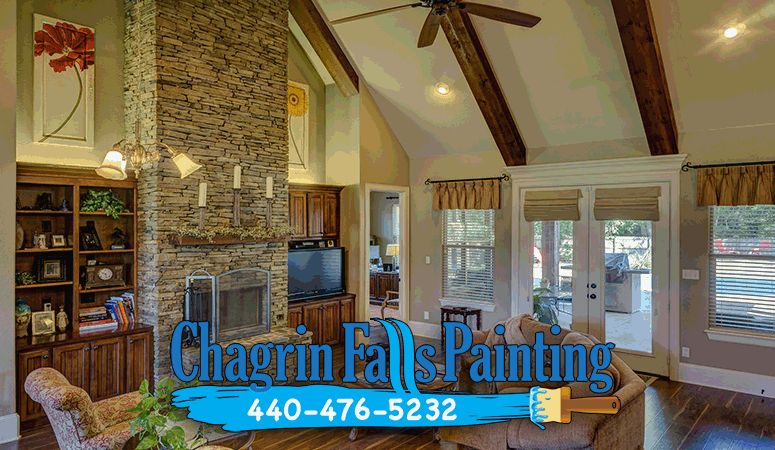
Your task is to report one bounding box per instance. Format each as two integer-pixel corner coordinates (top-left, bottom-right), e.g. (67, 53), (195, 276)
(507, 413), (608, 450)
(561, 332), (621, 396)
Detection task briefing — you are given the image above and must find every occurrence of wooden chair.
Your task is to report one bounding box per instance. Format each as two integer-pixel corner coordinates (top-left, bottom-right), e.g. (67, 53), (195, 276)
(381, 290), (400, 319)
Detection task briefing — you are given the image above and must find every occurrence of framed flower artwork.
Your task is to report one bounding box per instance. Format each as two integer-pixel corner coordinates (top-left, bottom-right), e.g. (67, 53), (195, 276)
(33, 14), (95, 148)
(288, 80), (309, 171)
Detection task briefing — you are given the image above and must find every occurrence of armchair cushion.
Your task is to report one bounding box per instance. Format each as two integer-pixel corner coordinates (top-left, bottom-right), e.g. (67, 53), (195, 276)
(94, 392), (143, 427)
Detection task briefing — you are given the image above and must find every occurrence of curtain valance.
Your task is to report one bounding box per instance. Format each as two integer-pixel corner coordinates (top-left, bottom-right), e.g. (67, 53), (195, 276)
(697, 164), (775, 206)
(523, 189), (582, 221)
(432, 179), (501, 210)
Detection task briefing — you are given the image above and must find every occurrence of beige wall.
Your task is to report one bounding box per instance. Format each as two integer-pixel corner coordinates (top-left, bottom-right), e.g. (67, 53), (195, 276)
(16, 0), (124, 167)
(370, 191), (398, 261)
(1, 0), (17, 427)
(288, 35), (326, 185)
(408, 150), (512, 329)
(360, 84), (410, 186)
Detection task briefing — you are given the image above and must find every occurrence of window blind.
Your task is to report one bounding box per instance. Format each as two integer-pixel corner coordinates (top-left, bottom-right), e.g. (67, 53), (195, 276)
(442, 209), (495, 303)
(709, 205), (775, 334)
(594, 186), (661, 221)
(523, 189), (582, 222)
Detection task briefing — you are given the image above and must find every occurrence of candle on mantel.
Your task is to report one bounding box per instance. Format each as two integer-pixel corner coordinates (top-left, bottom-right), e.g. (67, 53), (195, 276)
(266, 176), (274, 198)
(198, 182), (207, 207)
(233, 165), (242, 189)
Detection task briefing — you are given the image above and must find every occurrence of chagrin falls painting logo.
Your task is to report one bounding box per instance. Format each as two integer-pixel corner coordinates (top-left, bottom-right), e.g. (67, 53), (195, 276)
(170, 320), (620, 430)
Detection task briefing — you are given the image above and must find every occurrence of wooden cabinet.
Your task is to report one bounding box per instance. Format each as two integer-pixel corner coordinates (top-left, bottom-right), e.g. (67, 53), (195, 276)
(288, 184), (343, 242)
(17, 349), (51, 423)
(126, 332), (152, 392)
(287, 294), (355, 346)
(289, 192), (308, 238)
(370, 272), (400, 302)
(16, 325), (153, 431)
(90, 337), (124, 402)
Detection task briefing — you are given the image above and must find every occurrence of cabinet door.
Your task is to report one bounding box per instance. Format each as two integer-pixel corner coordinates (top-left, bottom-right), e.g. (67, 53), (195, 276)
(339, 297), (355, 342)
(390, 273), (400, 292)
(289, 192), (308, 238)
(53, 343), (91, 393)
(302, 304), (323, 346)
(370, 273), (377, 300)
(323, 193), (339, 238)
(91, 337), (124, 402)
(307, 193), (325, 238)
(377, 274), (391, 302)
(320, 300), (341, 346)
(287, 305), (303, 330)
(127, 333), (152, 393)
(18, 349), (52, 423)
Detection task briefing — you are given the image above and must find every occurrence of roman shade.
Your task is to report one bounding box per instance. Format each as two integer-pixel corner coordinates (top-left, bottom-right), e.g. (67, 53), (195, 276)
(432, 179), (501, 210)
(697, 164), (775, 207)
(594, 186), (661, 221)
(523, 189), (582, 222)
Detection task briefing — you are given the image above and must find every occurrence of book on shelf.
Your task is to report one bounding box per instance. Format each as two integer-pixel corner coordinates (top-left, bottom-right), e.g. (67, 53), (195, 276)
(79, 320), (118, 333)
(105, 294), (135, 325)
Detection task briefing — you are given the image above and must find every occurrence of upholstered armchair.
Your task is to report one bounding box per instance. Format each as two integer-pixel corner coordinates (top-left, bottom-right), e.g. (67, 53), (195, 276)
(25, 368), (143, 450)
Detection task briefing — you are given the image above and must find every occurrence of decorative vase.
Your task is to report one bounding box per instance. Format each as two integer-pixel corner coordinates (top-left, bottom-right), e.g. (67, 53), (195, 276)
(16, 222), (24, 250)
(15, 298), (31, 338)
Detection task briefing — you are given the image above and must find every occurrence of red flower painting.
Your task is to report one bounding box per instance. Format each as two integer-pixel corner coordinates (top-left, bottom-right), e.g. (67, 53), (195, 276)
(33, 21), (95, 142)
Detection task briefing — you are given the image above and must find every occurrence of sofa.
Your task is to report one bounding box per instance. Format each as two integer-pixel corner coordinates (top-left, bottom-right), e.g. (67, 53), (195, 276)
(440, 314), (647, 450)
(25, 368), (143, 450)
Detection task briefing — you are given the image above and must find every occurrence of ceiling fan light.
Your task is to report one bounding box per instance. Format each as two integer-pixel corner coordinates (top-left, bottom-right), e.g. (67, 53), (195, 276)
(96, 150), (128, 180)
(173, 153), (202, 179)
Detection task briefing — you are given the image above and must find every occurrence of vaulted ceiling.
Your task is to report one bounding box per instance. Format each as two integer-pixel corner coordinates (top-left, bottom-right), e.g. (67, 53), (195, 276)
(313, 0), (775, 160)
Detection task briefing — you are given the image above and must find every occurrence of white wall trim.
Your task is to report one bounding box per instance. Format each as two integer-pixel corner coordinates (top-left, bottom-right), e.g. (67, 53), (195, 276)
(410, 320), (442, 339)
(705, 328), (775, 349)
(679, 363), (775, 399)
(0, 413), (20, 444)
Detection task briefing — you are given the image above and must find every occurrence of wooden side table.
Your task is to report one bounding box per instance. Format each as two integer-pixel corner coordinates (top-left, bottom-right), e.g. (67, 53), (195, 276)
(440, 306), (482, 348)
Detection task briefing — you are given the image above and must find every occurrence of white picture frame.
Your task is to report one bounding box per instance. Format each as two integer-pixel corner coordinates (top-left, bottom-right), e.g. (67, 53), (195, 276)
(32, 311), (56, 336)
(288, 80), (309, 170)
(33, 14), (95, 148)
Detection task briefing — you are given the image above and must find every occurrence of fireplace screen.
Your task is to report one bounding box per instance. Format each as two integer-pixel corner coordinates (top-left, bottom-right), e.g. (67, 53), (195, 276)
(215, 268), (271, 342)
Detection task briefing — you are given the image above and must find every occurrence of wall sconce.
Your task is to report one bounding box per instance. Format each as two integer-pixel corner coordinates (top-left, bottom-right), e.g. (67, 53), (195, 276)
(96, 121), (202, 180)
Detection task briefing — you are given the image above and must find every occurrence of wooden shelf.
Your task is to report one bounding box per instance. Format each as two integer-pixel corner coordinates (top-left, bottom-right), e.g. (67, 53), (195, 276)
(16, 248), (73, 254)
(169, 234), (292, 246)
(16, 210), (73, 215)
(79, 285), (133, 294)
(79, 249), (135, 255)
(78, 211), (134, 216)
(16, 281), (73, 290)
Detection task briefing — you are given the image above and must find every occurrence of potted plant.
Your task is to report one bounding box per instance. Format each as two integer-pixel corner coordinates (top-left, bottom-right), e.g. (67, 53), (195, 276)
(533, 286), (559, 325)
(128, 378), (223, 449)
(80, 189), (129, 219)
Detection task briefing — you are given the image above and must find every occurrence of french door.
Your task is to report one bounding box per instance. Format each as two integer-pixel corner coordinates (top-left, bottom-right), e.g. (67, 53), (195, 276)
(520, 183), (670, 376)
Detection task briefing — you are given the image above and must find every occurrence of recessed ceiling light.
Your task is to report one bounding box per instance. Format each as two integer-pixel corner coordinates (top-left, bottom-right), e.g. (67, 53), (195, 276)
(724, 27), (739, 38)
(435, 82), (450, 95)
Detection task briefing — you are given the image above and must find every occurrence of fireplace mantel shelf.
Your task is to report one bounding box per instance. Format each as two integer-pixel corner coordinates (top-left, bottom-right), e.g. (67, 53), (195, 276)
(169, 234), (292, 246)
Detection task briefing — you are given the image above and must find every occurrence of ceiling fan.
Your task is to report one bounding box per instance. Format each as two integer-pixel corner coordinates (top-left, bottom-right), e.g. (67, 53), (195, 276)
(329, 1), (541, 48)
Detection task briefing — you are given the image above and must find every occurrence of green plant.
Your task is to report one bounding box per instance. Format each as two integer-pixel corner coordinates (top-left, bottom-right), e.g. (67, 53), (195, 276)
(80, 189), (129, 219)
(128, 378), (220, 450)
(533, 287), (558, 325)
(15, 271), (35, 286)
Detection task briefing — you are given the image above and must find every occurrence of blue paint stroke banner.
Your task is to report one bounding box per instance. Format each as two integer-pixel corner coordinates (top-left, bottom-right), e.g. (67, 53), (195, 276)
(173, 385), (533, 431)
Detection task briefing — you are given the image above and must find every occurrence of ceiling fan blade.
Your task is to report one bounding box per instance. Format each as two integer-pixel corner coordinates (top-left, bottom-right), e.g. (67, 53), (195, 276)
(330, 3), (423, 25)
(457, 2), (541, 27)
(417, 12), (442, 48)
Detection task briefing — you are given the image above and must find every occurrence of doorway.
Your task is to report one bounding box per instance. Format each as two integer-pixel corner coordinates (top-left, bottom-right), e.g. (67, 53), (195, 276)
(362, 184), (410, 333)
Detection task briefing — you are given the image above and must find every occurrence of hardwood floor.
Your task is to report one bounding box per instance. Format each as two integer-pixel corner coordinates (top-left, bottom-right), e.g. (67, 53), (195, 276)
(13, 336), (775, 450)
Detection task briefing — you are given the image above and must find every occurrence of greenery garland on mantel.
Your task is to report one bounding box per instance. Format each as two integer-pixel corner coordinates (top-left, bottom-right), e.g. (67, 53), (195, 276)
(172, 224), (294, 243)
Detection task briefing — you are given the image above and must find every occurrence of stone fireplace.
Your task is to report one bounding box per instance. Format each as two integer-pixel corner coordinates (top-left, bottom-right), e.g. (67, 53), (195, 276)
(126, 0), (310, 381)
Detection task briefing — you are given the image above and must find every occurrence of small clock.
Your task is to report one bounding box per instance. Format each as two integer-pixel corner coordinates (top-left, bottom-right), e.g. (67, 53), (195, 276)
(81, 264), (125, 289)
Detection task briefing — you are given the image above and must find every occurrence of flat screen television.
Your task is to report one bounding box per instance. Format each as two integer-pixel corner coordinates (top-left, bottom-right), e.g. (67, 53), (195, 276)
(288, 247), (345, 300)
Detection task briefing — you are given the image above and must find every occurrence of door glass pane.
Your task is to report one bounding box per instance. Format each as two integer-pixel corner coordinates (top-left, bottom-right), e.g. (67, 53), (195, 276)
(533, 221), (574, 329)
(604, 220), (652, 353)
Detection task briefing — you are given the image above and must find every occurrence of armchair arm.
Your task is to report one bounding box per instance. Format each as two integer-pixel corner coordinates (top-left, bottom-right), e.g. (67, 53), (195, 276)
(94, 392), (144, 427)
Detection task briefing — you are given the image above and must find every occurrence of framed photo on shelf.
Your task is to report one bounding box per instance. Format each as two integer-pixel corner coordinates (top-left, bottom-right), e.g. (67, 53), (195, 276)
(327, 240), (335, 247)
(51, 234), (66, 247)
(79, 223), (102, 251)
(35, 256), (67, 283)
(31, 311), (56, 336)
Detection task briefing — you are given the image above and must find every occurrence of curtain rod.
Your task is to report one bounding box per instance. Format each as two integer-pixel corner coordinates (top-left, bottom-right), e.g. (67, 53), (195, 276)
(681, 160), (775, 172)
(424, 174), (509, 186)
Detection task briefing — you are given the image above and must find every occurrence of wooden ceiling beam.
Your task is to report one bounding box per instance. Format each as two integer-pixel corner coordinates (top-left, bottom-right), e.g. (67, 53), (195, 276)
(289, 0), (359, 97)
(610, 0), (678, 155)
(441, 10), (526, 166)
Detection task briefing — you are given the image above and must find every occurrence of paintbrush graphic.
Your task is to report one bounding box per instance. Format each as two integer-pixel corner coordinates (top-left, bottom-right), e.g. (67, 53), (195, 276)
(529, 386), (620, 429)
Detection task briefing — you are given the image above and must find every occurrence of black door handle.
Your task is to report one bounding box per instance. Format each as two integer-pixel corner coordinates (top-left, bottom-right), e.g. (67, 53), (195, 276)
(590, 284), (597, 289)
(590, 294), (597, 299)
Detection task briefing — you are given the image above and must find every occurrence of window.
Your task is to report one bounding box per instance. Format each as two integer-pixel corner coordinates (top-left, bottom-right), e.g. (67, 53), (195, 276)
(442, 209), (495, 303)
(709, 205), (775, 334)
(392, 203), (400, 243)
